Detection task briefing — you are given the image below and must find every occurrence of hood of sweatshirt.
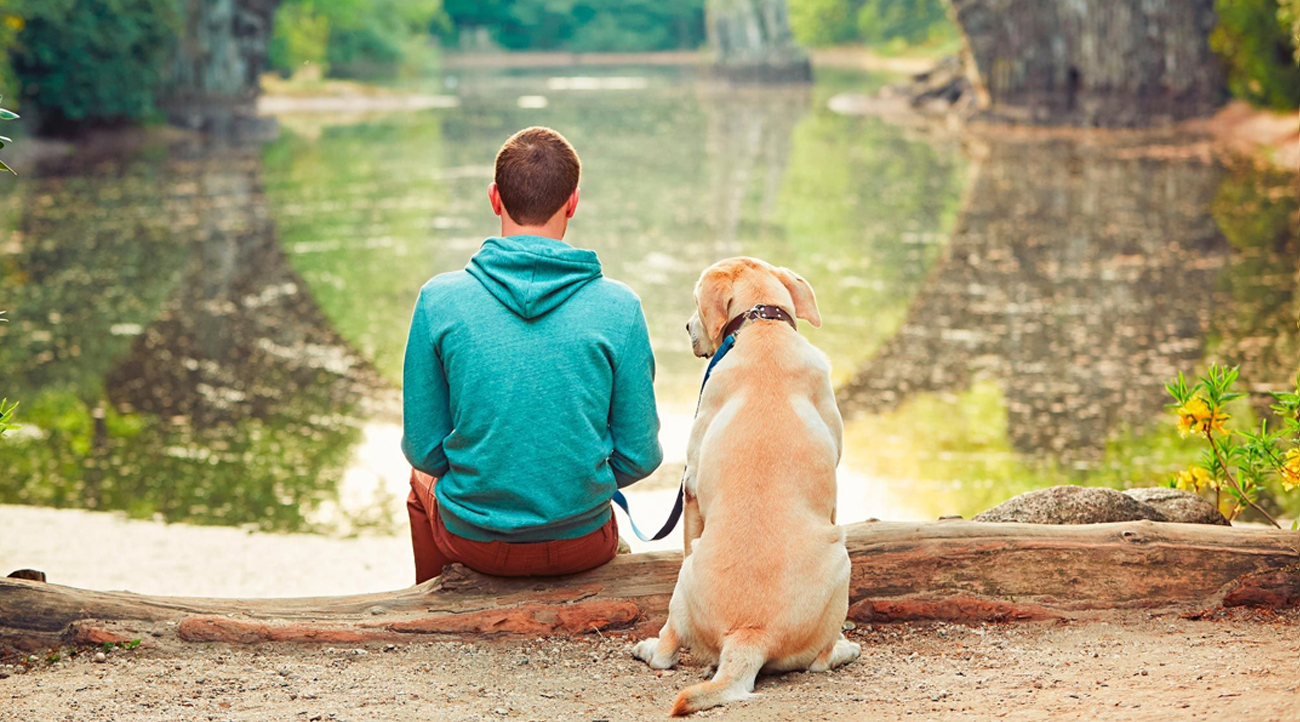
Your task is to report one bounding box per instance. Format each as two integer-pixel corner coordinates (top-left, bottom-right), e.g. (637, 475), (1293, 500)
(466, 235), (603, 320)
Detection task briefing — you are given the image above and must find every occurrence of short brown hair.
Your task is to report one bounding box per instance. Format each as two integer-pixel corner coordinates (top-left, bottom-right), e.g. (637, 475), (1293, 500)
(494, 127), (581, 226)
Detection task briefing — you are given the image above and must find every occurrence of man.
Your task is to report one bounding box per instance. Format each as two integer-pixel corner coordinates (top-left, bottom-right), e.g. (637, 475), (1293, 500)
(403, 126), (663, 583)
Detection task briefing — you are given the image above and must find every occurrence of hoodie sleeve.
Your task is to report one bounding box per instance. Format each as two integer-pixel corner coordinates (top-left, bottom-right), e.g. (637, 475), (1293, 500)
(401, 288), (453, 478)
(608, 300), (664, 488)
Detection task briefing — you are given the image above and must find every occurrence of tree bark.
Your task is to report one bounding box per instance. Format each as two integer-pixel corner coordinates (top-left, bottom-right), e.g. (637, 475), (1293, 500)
(160, 0), (281, 136)
(706, 0), (810, 83)
(948, 0), (1227, 126)
(4, 520), (1298, 656)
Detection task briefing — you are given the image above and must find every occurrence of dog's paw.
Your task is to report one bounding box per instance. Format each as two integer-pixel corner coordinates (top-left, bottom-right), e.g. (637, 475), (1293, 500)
(631, 638), (678, 670)
(828, 639), (860, 669)
(631, 638), (658, 664)
(810, 638), (861, 672)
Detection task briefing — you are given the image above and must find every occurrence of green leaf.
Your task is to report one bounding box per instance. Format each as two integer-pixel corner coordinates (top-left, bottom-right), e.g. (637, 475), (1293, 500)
(0, 108), (19, 120)
(0, 158), (15, 175)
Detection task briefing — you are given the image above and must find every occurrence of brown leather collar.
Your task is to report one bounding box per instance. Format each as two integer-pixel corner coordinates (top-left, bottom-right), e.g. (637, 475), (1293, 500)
(721, 304), (798, 339)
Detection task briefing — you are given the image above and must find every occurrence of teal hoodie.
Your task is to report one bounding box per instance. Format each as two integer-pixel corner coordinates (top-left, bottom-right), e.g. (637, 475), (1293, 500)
(401, 235), (663, 542)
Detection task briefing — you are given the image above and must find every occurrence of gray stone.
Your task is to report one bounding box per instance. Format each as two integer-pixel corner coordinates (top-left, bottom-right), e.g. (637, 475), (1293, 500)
(1123, 487), (1229, 526)
(973, 485), (1167, 524)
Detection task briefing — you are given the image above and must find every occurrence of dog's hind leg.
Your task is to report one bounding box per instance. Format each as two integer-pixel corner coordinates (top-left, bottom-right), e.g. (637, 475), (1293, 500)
(808, 635), (860, 673)
(632, 619), (682, 670)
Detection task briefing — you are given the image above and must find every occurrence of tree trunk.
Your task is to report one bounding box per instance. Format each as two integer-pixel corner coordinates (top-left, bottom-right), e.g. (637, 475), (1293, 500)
(948, 0), (1227, 126)
(160, 0), (281, 136)
(4, 520), (1298, 656)
(707, 0), (811, 83)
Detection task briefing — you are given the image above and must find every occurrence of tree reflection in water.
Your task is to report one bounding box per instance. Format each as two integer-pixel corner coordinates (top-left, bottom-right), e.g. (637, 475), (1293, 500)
(0, 139), (390, 532)
(836, 137), (1300, 521)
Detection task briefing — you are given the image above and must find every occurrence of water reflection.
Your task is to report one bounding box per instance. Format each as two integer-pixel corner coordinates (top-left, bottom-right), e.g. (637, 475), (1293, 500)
(1, 68), (1295, 537)
(836, 137), (1299, 521)
(0, 140), (389, 532)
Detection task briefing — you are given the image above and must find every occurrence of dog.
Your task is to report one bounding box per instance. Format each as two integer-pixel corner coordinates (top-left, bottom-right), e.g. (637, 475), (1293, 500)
(632, 257), (858, 715)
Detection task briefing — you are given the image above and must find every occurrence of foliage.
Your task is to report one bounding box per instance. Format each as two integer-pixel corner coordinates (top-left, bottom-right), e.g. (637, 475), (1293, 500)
(789, 0), (956, 49)
(1283, 0), (1300, 60)
(0, 94), (18, 174)
(271, 1), (332, 76)
(856, 0), (953, 45)
(10, 0), (179, 130)
(1165, 365), (1300, 527)
(270, 0), (445, 79)
(442, 0), (706, 53)
(1211, 0), (1300, 110)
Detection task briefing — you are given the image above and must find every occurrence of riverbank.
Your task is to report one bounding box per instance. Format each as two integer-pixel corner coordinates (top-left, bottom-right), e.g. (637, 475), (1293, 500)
(0, 505), (410, 598)
(4, 610), (1296, 720)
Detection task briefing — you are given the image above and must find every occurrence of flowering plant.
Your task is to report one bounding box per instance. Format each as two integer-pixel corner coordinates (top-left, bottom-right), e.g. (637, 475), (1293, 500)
(1166, 364), (1300, 528)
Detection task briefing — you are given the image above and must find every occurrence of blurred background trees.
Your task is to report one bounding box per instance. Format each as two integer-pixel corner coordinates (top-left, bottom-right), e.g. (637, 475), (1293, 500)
(440, 0), (706, 53)
(0, 0), (1292, 132)
(789, 0), (956, 52)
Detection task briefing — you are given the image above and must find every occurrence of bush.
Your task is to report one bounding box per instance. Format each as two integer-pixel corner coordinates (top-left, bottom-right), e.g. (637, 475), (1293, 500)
(11, 0), (178, 131)
(1211, 0), (1300, 110)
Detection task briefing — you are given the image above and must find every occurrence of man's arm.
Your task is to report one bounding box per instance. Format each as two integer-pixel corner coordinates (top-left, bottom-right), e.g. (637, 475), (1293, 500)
(609, 301), (663, 488)
(401, 288), (453, 477)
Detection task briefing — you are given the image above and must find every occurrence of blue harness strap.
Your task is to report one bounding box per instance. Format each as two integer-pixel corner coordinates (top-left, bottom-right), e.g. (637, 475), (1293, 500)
(612, 334), (736, 542)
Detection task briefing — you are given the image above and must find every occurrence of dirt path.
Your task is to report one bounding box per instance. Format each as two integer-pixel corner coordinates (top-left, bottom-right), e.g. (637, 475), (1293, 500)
(4, 611), (1297, 721)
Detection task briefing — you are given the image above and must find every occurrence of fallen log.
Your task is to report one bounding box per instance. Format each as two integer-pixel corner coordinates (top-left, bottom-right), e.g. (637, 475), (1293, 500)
(3, 520), (1297, 655)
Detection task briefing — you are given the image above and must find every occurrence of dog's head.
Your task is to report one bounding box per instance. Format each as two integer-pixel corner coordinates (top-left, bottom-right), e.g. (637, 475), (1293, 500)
(686, 257), (821, 358)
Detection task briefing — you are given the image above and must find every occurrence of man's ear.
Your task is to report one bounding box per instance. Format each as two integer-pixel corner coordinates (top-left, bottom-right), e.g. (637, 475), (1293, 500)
(697, 273), (733, 342)
(488, 183), (504, 217)
(564, 187), (580, 219)
(777, 268), (821, 328)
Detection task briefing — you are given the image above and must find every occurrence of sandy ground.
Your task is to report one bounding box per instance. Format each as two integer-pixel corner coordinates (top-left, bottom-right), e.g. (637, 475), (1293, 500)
(0, 505), (413, 598)
(2, 612), (1297, 721)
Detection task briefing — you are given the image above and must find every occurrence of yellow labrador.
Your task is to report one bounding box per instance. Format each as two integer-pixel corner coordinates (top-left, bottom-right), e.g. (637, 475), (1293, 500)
(632, 257), (858, 715)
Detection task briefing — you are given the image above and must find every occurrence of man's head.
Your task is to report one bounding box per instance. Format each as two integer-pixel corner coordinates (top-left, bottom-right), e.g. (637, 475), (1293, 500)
(489, 127), (581, 238)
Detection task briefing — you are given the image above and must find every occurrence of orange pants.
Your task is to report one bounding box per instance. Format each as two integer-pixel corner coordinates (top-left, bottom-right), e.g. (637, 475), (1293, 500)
(406, 469), (619, 584)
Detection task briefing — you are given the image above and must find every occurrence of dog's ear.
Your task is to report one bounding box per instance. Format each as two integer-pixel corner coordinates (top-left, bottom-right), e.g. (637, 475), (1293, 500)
(697, 273), (733, 343)
(777, 268), (821, 328)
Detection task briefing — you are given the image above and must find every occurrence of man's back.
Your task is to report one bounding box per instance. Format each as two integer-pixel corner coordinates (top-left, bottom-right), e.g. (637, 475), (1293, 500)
(402, 234), (662, 543)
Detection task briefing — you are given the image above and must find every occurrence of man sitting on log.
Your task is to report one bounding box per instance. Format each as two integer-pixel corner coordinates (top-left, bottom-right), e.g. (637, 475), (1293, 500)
(402, 126), (663, 583)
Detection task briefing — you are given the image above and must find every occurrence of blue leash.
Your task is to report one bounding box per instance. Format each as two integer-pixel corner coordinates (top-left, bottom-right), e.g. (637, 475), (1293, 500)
(612, 334), (737, 542)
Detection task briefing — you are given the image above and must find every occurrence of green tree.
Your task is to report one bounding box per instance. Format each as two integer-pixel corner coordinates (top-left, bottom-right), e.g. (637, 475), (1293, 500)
(1212, 0), (1300, 109)
(857, 0), (951, 45)
(10, 0), (179, 131)
(788, 0), (859, 47)
(787, 0), (955, 49)
(271, 1), (331, 76)
(443, 0), (705, 52)
(270, 0), (446, 78)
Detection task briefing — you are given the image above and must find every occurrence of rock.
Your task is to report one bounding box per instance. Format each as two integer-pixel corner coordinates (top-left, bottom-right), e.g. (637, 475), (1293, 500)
(974, 486), (1168, 524)
(94, 652), (107, 663)
(616, 537), (632, 556)
(1122, 488), (1229, 526)
(7, 569), (46, 582)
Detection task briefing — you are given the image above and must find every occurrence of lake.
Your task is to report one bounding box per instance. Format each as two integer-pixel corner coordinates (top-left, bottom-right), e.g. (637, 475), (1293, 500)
(1, 65), (1297, 556)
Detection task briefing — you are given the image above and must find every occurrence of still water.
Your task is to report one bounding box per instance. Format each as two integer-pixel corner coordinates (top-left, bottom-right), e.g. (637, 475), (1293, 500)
(1, 66), (1297, 548)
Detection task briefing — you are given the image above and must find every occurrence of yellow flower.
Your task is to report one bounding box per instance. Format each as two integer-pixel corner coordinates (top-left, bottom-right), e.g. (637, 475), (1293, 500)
(1281, 448), (1300, 492)
(2, 15), (22, 32)
(1175, 397), (1228, 437)
(1174, 466), (1213, 493)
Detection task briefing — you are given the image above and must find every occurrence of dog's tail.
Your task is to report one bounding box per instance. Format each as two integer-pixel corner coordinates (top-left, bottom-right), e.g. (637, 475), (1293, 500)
(670, 633), (766, 716)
